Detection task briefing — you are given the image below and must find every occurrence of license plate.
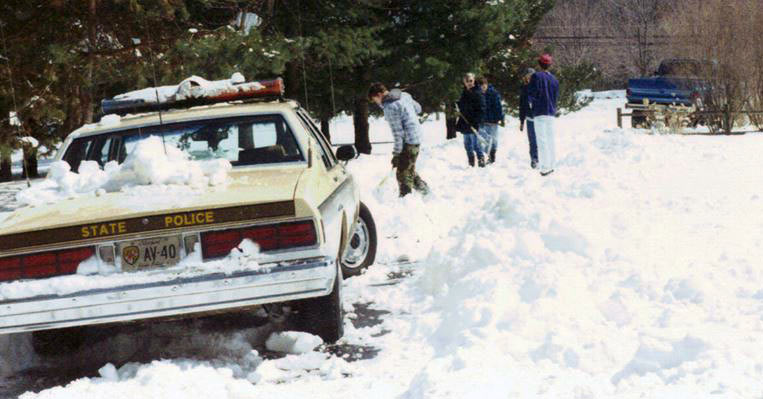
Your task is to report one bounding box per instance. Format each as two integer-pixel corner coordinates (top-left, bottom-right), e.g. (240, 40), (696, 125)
(119, 236), (182, 271)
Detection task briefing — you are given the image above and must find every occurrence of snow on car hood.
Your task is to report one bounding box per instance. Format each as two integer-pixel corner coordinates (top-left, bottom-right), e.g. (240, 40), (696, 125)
(0, 136), (303, 236)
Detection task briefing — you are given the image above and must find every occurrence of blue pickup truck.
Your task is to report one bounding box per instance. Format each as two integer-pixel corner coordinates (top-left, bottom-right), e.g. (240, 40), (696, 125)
(626, 59), (706, 127)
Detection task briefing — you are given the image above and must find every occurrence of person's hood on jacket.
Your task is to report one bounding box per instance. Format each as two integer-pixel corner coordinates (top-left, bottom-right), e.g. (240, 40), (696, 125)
(382, 89), (402, 104)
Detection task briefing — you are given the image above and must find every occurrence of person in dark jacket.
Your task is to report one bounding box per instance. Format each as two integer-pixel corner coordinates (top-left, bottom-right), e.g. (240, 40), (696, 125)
(456, 73), (487, 167)
(477, 76), (504, 164)
(519, 68), (539, 169)
(528, 54), (559, 176)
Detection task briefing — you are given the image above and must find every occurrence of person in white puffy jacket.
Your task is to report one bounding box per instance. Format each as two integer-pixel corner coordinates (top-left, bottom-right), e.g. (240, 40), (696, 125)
(368, 82), (429, 197)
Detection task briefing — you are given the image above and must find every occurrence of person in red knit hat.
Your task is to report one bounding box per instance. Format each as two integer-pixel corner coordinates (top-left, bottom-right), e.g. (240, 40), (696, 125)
(528, 53), (559, 176)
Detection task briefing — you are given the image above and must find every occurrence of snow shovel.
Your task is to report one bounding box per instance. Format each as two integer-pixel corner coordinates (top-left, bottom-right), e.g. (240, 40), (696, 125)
(376, 167), (395, 188)
(454, 108), (488, 149)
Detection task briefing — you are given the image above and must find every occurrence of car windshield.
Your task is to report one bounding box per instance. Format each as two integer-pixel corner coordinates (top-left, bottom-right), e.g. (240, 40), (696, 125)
(63, 114), (304, 172)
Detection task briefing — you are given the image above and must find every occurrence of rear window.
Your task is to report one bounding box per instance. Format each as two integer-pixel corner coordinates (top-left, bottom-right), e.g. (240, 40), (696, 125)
(63, 114), (303, 171)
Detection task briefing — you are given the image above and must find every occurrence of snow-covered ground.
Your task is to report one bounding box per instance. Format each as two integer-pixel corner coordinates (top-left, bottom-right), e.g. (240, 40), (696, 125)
(3, 92), (763, 398)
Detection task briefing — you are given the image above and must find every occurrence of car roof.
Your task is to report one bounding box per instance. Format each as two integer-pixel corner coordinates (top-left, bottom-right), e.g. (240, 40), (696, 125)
(69, 99), (301, 139)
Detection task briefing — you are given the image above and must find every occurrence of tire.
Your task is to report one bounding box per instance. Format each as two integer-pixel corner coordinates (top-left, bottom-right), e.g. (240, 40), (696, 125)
(292, 262), (344, 343)
(340, 202), (377, 278)
(31, 327), (86, 356)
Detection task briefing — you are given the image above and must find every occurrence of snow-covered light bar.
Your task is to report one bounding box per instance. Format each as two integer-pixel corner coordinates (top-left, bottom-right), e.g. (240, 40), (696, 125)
(101, 77), (285, 116)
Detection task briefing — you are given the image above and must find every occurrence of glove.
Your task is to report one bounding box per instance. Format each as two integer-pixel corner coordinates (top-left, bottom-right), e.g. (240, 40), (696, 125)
(519, 120), (524, 131)
(499, 119), (505, 127)
(391, 154), (399, 168)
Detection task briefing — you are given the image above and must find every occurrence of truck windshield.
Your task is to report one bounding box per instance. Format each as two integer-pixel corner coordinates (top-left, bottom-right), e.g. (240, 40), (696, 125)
(62, 114), (304, 172)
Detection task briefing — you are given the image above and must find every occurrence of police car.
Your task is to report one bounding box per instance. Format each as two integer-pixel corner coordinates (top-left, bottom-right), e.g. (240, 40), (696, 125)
(0, 77), (377, 353)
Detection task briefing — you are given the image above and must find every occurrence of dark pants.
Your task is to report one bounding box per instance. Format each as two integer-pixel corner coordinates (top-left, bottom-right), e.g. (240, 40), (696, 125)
(527, 120), (538, 163)
(397, 144), (428, 197)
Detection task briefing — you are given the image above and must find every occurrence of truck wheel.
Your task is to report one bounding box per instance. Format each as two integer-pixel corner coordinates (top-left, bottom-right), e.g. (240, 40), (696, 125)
(631, 111), (648, 128)
(292, 263), (344, 344)
(340, 202), (377, 278)
(31, 327), (86, 356)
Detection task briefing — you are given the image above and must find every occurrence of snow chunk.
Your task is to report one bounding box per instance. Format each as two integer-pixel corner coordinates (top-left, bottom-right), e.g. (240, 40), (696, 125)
(265, 331), (323, 354)
(19, 136), (39, 147)
(612, 336), (708, 384)
(99, 113), (121, 127)
(9, 111), (21, 126)
(98, 363), (119, 381)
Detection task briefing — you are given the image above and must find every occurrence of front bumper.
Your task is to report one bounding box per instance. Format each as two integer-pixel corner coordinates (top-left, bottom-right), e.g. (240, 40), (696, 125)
(0, 256), (335, 334)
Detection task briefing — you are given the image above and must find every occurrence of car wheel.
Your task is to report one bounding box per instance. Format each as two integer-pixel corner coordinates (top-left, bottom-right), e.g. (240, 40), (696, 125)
(340, 202), (377, 278)
(31, 327), (86, 356)
(292, 262), (344, 344)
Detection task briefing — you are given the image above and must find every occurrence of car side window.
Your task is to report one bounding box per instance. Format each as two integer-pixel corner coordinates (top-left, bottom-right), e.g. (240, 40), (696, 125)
(62, 137), (95, 172)
(89, 136), (114, 166)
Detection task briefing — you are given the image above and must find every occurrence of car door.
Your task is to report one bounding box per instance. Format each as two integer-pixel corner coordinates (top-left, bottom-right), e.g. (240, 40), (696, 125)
(295, 110), (357, 259)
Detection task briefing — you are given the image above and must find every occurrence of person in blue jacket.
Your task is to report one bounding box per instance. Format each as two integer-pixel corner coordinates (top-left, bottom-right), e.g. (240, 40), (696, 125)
(477, 76), (504, 164)
(456, 73), (487, 167)
(519, 68), (539, 169)
(528, 54), (559, 176)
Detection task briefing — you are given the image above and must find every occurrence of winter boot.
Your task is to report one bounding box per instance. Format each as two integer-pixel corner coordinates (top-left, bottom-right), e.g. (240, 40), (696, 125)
(398, 184), (412, 197)
(468, 154), (475, 167)
(414, 177), (430, 195)
(489, 149), (496, 164)
(478, 156), (486, 168)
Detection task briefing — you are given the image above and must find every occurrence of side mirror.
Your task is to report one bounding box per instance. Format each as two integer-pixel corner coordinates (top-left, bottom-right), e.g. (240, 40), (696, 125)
(335, 145), (356, 161)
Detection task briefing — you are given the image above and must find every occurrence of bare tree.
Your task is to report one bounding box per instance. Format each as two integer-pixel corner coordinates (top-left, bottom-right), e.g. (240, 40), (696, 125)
(663, 0), (763, 133)
(605, 0), (674, 76)
(534, 0), (675, 87)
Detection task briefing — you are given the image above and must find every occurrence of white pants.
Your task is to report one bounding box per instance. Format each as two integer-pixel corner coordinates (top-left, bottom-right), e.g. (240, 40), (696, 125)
(534, 115), (556, 173)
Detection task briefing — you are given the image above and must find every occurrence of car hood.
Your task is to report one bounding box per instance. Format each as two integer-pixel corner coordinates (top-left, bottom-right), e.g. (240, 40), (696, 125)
(0, 166), (305, 248)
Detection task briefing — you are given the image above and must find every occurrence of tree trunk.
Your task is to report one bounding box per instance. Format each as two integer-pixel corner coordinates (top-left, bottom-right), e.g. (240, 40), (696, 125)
(353, 65), (371, 154)
(285, 61), (301, 102)
(353, 99), (371, 154)
(22, 147), (38, 179)
(84, 0), (97, 124)
(445, 103), (457, 139)
(320, 118), (331, 141)
(0, 150), (11, 182)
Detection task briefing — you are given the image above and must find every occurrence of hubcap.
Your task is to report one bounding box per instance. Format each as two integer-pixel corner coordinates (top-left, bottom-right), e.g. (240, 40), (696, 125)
(342, 218), (370, 268)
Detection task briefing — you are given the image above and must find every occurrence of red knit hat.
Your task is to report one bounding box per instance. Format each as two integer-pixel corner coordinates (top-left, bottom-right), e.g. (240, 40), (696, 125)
(538, 54), (553, 67)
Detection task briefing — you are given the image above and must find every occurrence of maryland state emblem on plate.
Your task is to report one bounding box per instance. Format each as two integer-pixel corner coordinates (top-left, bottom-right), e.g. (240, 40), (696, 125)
(122, 246), (140, 266)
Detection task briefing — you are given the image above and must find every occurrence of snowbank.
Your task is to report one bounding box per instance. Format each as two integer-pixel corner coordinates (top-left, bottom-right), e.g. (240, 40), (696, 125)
(15, 136), (231, 207)
(10, 92), (763, 398)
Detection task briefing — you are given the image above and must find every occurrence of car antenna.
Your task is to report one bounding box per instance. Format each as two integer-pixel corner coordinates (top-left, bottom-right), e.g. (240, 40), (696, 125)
(1, 20), (31, 188)
(141, 15), (167, 154)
